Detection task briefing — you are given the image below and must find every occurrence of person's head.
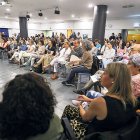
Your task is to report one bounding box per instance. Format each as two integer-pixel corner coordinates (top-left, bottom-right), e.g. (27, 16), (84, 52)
(0, 73), (56, 140)
(48, 39), (52, 46)
(94, 39), (100, 45)
(104, 40), (107, 46)
(112, 33), (115, 36)
(101, 62), (136, 106)
(126, 42), (131, 48)
(128, 54), (140, 75)
(130, 44), (140, 55)
(82, 40), (92, 51)
(107, 42), (113, 49)
(73, 40), (80, 48)
(38, 40), (44, 46)
(64, 40), (70, 49)
(29, 39), (34, 46)
(21, 39), (26, 45)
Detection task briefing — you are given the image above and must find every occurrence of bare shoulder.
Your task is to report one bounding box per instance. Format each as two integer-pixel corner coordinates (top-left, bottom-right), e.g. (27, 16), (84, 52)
(90, 97), (106, 108)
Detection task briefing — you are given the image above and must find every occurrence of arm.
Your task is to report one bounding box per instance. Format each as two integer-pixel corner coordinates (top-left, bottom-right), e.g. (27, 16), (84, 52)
(77, 95), (94, 102)
(80, 52), (89, 64)
(79, 98), (99, 121)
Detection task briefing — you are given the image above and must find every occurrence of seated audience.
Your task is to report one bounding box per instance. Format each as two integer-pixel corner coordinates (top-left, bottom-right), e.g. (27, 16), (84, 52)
(23, 40), (45, 71)
(0, 73), (63, 140)
(9, 39), (28, 63)
(50, 40), (71, 80)
(33, 39), (56, 73)
(128, 54), (140, 98)
(62, 62), (137, 139)
(94, 39), (101, 52)
(62, 40), (93, 86)
(102, 42), (115, 68)
(19, 39), (36, 64)
(69, 39), (83, 59)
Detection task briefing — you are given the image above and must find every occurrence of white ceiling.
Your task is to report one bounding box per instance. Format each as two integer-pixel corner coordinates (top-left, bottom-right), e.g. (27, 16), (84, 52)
(0, 0), (140, 23)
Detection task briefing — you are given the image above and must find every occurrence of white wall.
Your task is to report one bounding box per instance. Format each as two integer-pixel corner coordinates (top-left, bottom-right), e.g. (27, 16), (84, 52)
(0, 19), (47, 37)
(0, 18), (140, 38)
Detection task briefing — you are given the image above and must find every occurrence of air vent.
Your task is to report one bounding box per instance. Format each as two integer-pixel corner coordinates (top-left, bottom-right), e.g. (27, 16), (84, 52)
(122, 4), (135, 8)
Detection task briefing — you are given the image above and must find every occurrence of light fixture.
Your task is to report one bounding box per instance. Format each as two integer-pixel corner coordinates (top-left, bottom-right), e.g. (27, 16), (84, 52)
(5, 16), (8, 18)
(44, 17), (47, 20)
(71, 14), (75, 18)
(106, 11), (109, 14)
(26, 12), (30, 20)
(54, 7), (60, 14)
(1, 1), (6, 5)
(38, 10), (43, 16)
(88, 3), (93, 8)
(6, 8), (10, 12)
(30, 13), (32, 17)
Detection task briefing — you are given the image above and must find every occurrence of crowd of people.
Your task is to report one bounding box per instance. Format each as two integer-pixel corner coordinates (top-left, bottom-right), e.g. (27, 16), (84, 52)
(0, 31), (140, 139)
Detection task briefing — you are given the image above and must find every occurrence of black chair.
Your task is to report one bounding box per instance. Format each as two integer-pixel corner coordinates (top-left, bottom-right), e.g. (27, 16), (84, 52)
(61, 116), (140, 140)
(91, 55), (100, 75)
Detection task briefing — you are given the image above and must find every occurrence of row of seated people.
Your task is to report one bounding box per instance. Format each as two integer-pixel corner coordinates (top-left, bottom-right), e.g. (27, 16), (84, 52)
(6, 37), (136, 86)
(0, 34), (136, 81)
(0, 61), (140, 139)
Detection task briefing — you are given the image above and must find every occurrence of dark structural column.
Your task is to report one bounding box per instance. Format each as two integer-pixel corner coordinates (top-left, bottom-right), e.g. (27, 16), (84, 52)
(121, 29), (128, 43)
(19, 17), (28, 39)
(92, 5), (107, 45)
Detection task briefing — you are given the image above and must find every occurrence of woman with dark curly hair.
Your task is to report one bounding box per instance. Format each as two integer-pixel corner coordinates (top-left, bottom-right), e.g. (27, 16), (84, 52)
(0, 73), (63, 140)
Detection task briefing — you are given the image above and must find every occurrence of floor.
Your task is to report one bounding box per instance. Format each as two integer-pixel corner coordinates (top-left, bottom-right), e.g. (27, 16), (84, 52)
(0, 59), (78, 118)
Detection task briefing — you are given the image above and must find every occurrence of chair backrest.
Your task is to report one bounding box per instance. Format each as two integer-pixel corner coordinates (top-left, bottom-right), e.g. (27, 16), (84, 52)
(85, 116), (140, 140)
(61, 117), (77, 140)
(117, 116), (140, 140)
(91, 56), (100, 75)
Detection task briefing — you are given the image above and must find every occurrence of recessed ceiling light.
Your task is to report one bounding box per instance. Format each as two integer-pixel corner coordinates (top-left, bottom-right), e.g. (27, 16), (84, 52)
(6, 8), (10, 12)
(106, 11), (109, 14)
(1, 1), (6, 5)
(5, 16), (8, 19)
(30, 13), (32, 17)
(45, 17), (47, 20)
(71, 14), (75, 18)
(88, 3), (93, 8)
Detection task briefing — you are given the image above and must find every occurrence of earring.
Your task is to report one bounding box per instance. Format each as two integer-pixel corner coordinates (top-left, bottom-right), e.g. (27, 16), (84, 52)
(112, 81), (114, 84)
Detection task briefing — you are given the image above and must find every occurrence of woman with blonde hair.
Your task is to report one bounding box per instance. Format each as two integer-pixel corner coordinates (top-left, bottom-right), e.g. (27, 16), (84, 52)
(62, 62), (137, 139)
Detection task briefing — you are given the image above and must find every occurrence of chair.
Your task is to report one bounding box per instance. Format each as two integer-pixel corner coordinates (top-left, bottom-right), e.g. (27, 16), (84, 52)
(58, 63), (67, 78)
(0, 49), (8, 60)
(61, 116), (140, 140)
(76, 73), (91, 90)
(76, 56), (100, 90)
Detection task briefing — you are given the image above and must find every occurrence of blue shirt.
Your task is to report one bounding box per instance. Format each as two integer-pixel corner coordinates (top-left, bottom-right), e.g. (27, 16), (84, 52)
(20, 45), (28, 51)
(96, 43), (101, 49)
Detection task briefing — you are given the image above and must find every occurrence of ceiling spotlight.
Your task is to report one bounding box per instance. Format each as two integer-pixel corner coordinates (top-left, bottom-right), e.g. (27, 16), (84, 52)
(106, 11), (109, 14)
(54, 7), (60, 14)
(30, 13), (32, 17)
(6, 8), (10, 11)
(44, 17), (47, 20)
(71, 14), (75, 18)
(88, 3), (93, 8)
(26, 12), (30, 20)
(38, 10), (43, 16)
(1, 1), (6, 5)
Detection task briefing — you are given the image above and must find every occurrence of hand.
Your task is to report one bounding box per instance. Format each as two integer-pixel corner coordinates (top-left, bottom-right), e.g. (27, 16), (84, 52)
(69, 61), (75, 65)
(77, 95), (91, 102)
